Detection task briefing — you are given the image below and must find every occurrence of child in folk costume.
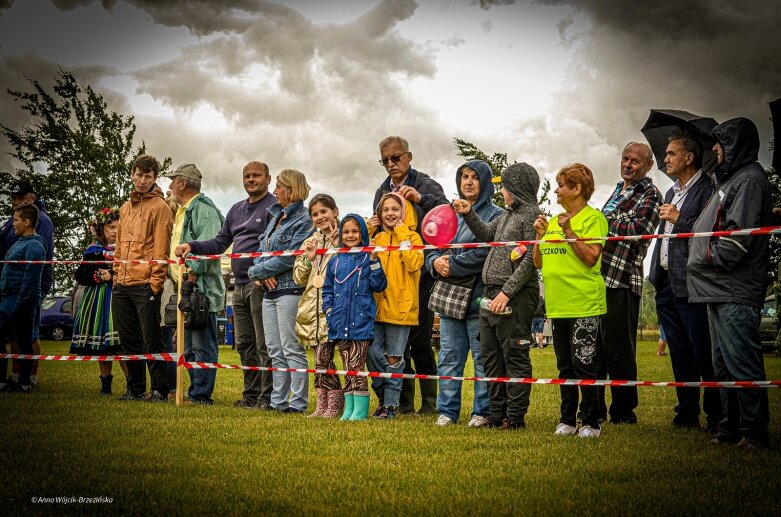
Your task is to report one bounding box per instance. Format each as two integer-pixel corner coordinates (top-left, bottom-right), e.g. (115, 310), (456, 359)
(293, 194), (344, 418)
(322, 214), (386, 421)
(70, 208), (128, 395)
(368, 193), (424, 419)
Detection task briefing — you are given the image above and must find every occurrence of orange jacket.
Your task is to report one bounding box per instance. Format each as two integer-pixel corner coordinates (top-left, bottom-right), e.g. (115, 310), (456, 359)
(113, 185), (173, 294)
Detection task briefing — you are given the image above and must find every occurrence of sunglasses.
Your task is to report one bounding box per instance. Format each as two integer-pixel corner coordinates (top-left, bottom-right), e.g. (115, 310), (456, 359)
(378, 152), (409, 167)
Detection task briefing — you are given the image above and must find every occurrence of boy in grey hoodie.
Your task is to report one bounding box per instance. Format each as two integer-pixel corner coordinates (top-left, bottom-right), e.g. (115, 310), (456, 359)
(453, 162), (541, 428)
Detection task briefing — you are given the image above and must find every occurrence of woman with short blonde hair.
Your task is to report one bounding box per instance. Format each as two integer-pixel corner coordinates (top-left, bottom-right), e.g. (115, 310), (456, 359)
(276, 169), (311, 203)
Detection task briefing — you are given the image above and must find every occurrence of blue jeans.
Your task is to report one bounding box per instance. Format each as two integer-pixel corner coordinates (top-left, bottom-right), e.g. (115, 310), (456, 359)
(184, 312), (219, 403)
(367, 323), (409, 407)
(437, 316), (489, 422)
(708, 303), (769, 442)
(262, 295), (309, 411)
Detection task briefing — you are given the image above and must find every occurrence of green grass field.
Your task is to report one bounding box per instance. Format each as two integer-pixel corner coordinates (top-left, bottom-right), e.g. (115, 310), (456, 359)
(1, 339), (780, 515)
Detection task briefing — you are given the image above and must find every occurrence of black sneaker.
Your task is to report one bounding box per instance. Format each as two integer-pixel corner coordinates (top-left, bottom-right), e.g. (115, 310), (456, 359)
(233, 398), (255, 409)
(143, 390), (167, 403)
(281, 407), (306, 414)
(118, 391), (145, 401)
(254, 399), (272, 410)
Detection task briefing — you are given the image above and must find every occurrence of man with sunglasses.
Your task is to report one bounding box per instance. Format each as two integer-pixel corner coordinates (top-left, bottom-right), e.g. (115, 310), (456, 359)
(370, 136), (448, 415)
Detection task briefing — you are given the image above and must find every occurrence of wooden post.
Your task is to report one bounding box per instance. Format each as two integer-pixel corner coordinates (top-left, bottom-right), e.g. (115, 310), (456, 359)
(176, 258), (185, 406)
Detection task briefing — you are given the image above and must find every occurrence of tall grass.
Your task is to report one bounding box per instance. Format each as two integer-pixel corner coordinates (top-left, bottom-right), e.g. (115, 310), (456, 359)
(1, 340), (779, 515)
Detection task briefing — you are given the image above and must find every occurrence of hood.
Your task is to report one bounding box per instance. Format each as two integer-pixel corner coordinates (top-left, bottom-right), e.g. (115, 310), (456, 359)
(339, 213), (370, 246)
(375, 192), (417, 230)
(501, 162), (540, 208)
(34, 198), (48, 214)
(130, 183), (165, 204)
(712, 117), (760, 180)
(456, 160), (495, 211)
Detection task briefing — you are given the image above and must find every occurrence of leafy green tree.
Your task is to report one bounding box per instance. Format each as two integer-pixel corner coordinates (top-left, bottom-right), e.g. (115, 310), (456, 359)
(1, 70), (170, 295)
(453, 137), (552, 214)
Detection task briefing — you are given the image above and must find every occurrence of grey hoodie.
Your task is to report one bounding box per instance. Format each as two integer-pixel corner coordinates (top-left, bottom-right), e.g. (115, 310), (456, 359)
(462, 162), (541, 299)
(687, 117), (771, 308)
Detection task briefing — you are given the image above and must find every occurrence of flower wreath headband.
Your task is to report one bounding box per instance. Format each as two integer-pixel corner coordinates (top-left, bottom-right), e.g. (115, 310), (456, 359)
(95, 207), (119, 224)
(88, 207), (120, 237)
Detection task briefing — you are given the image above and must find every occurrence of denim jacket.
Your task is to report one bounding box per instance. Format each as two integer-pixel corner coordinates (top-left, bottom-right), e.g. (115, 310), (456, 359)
(247, 200), (314, 292)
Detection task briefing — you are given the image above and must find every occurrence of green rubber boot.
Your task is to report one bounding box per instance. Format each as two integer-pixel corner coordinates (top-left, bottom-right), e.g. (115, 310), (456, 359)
(348, 394), (370, 421)
(340, 393), (354, 421)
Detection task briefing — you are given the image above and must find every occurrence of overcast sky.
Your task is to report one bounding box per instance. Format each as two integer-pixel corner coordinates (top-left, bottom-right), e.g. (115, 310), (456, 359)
(0, 0), (779, 219)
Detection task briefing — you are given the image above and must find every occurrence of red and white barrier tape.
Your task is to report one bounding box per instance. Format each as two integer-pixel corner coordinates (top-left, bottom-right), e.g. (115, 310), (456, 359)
(2, 353), (778, 389)
(1, 226), (780, 265)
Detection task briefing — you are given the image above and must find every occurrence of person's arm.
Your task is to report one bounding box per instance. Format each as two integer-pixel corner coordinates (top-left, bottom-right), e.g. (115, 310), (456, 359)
(188, 205), (236, 255)
(37, 215), (54, 297)
(452, 199), (503, 242)
(559, 212), (602, 268)
(17, 243), (45, 305)
(292, 235), (316, 287)
(369, 255), (387, 293)
(708, 176), (767, 271)
(415, 176), (449, 214)
(395, 225), (424, 273)
(248, 216), (314, 280)
(150, 204), (173, 294)
(604, 186), (661, 237)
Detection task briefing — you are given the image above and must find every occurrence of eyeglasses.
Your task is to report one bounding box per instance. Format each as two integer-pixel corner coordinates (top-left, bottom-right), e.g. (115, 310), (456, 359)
(378, 152), (409, 167)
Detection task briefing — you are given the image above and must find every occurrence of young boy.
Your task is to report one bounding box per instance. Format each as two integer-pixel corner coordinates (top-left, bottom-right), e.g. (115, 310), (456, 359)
(452, 163), (541, 429)
(0, 204), (47, 392)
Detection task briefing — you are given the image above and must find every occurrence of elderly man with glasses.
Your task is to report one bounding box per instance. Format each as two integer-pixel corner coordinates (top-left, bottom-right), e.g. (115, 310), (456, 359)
(369, 136), (448, 415)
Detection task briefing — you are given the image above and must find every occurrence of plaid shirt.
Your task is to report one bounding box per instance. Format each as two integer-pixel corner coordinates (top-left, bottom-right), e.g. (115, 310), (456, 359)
(601, 177), (662, 295)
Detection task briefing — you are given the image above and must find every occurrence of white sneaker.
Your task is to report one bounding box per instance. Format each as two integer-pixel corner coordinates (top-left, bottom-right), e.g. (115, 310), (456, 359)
(554, 423), (578, 436)
(436, 414), (455, 427)
(467, 415), (491, 428)
(578, 425), (601, 438)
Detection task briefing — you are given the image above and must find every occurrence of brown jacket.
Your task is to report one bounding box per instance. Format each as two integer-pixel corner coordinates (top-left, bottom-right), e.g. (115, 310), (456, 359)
(113, 185), (173, 293)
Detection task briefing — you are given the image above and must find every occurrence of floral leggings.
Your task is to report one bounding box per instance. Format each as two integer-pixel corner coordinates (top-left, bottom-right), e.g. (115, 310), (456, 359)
(334, 340), (370, 393)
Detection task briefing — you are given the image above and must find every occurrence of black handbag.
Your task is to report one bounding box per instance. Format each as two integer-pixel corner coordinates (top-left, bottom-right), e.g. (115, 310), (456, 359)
(428, 273), (478, 320)
(164, 282), (209, 330)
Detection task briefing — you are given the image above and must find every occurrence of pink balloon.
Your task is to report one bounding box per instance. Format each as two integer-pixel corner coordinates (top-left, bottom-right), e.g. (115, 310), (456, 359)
(421, 204), (458, 246)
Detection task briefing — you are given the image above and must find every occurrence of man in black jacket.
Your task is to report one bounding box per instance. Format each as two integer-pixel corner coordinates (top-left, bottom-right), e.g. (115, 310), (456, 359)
(649, 134), (721, 431)
(687, 117), (771, 449)
(370, 136), (448, 414)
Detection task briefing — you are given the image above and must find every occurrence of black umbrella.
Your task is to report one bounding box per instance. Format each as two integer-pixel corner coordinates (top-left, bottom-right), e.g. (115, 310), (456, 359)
(640, 109), (719, 179)
(770, 97), (781, 170)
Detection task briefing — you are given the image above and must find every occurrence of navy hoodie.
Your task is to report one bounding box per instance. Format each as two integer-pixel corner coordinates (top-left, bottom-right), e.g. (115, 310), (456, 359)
(425, 160), (503, 318)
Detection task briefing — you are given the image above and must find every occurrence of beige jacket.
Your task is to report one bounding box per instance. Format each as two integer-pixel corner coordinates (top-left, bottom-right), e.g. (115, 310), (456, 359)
(293, 228), (336, 346)
(114, 185), (173, 294)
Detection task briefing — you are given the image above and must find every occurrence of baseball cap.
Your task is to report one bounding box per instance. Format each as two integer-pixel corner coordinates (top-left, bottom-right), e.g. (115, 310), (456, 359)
(10, 179), (34, 197)
(164, 163), (202, 181)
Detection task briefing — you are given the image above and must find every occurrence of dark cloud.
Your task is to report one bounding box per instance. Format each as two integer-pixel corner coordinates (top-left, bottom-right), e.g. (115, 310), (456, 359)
(0, 53), (125, 173)
(510, 0), (781, 196)
(0, 0), (14, 16)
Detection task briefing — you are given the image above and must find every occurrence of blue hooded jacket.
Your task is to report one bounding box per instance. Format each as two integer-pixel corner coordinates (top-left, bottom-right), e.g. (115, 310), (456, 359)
(0, 234), (46, 307)
(321, 214), (386, 341)
(0, 199), (54, 297)
(425, 160), (503, 318)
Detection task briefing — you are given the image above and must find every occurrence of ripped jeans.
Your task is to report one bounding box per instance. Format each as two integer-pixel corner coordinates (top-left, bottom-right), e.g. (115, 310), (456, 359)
(367, 323), (410, 407)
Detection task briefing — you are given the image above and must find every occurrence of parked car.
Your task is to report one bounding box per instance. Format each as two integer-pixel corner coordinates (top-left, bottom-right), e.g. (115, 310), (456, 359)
(40, 296), (74, 341)
(760, 295), (780, 356)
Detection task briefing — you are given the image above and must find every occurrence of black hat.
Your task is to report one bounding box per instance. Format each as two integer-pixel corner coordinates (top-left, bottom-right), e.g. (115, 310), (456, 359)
(10, 180), (34, 197)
